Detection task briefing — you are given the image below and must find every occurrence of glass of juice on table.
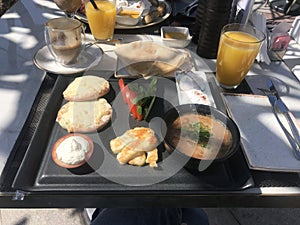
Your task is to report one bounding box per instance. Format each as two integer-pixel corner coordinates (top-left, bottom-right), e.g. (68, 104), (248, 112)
(85, 0), (116, 41)
(216, 23), (265, 89)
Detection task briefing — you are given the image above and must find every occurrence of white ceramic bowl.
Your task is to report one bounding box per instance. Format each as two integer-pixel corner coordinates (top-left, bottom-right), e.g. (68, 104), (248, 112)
(161, 26), (192, 48)
(116, 7), (143, 26)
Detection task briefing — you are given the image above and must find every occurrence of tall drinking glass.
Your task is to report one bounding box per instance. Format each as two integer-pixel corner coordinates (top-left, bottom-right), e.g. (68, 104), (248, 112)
(216, 23), (265, 89)
(85, 0), (116, 41)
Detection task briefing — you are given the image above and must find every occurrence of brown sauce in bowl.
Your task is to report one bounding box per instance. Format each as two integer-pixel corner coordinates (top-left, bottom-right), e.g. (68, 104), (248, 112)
(163, 31), (188, 40)
(167, 113), (232, 160)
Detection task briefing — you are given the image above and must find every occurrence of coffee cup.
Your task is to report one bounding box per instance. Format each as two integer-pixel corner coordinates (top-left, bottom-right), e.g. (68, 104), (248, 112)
(44, 17), (84, 66)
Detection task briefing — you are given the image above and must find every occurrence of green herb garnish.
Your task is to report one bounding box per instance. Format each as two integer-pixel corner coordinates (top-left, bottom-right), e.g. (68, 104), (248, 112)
(181, 122), (211, 147)
(127, 77), (157, 121)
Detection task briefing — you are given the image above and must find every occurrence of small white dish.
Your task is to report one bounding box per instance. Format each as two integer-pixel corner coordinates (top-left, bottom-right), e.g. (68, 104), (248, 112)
(161, 26), (192, 48)
(33, 44), (103, 75)
(175, 71), (215, 107)
(116, 7), (143, 26)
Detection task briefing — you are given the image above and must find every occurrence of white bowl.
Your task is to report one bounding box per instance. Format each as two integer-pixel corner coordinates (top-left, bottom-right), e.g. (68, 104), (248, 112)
(161, 26), (192, 48)
(116, 7), (143, 26)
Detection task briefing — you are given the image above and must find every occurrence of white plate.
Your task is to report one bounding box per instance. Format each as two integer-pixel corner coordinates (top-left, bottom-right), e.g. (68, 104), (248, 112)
(75, 0), (171, 30)
(33, 44), (103, 75)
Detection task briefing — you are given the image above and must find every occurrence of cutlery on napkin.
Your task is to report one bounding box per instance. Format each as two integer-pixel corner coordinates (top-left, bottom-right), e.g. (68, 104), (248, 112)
(224, 93), (300, 172)
(257, 79), (300, 160)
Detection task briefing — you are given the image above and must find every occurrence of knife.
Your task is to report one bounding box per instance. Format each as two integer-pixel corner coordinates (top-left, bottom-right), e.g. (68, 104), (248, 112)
(258, 81), (300, 160)
(274, 100), (300, 160)
(267, 79), (300, 150)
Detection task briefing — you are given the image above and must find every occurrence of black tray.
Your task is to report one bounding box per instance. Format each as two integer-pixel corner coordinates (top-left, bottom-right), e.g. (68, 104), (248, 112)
(12, 73), (254, 192)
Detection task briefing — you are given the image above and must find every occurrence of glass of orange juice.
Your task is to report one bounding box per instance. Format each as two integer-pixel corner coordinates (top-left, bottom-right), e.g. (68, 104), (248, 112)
(85, 0), (116, 41)
(216, 23), (265, 89)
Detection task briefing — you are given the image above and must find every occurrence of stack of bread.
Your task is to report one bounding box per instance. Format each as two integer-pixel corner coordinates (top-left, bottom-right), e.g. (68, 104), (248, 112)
(56, 75), (112, 133)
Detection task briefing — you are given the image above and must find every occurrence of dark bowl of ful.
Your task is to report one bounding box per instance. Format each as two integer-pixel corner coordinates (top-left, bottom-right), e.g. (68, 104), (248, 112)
(162, 104), (240, 171)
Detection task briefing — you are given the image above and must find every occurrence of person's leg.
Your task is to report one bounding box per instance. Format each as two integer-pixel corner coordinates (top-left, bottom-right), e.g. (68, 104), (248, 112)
(181, 208), (209, 225)
(91, 208), (182, 225)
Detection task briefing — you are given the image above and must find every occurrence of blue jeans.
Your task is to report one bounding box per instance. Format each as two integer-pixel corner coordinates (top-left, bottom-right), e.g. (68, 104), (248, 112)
(91, 208), (209, 225)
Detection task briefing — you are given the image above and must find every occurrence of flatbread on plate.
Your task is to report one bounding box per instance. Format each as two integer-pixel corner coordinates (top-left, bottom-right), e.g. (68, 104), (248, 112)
(56, 98), (112, 133)
(63, 75), (110, 101)
(115, 41), (193, 77)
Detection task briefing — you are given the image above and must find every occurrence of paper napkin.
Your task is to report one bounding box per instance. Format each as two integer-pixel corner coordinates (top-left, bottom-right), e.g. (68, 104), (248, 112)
(290, 16), (300, 44)
(250, 11), (271, 65)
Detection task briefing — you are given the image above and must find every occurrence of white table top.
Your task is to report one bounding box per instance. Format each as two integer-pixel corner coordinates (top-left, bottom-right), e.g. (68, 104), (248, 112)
(1, 0), (300, 181)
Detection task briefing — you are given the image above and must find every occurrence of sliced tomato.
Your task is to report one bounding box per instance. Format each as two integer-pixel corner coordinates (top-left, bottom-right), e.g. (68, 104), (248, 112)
(127, 90), (137, 118)
(130, 104), (138, 119)
(127, 89), (136, 106)
(118, 78), (144, 121)
(118, 78), (128, 103)
(118, 78), (125, 90)
(128, 89), (137, 103)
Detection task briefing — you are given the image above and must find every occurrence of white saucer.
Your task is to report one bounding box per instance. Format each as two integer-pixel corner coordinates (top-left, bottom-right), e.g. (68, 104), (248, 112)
(34, 44), (103, 75)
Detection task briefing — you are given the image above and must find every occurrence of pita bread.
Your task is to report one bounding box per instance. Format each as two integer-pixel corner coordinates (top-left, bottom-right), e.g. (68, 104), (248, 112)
(56, 98), (112, 133)
(63, 76), (110, 101)
(115, 41), (193, 77)
(123, 61), (179, 78)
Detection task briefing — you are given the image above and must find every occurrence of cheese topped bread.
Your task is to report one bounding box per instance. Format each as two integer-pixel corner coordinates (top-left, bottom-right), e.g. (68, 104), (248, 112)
(63, 75), (110, 101)
(56, 98), (112, 133)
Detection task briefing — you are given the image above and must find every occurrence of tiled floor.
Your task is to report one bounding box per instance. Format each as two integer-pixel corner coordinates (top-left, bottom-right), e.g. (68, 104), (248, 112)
(0, 0), (16, 16)
(0, 208), (89, 225)
(205, 208), (300, 225)
(1, 208), (300, 225)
